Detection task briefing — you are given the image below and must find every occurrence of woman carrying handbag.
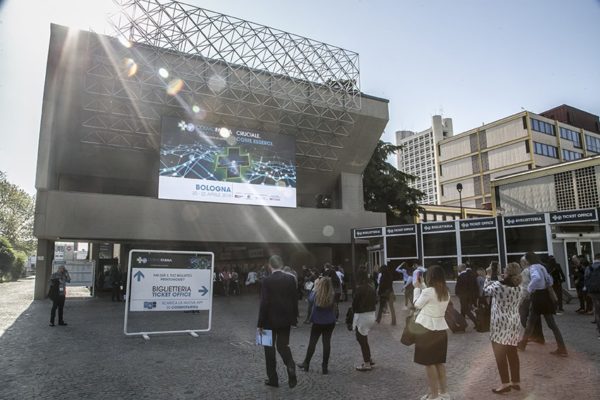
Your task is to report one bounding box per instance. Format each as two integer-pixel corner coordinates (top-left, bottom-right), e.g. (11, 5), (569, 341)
(413, 265), (451, 400)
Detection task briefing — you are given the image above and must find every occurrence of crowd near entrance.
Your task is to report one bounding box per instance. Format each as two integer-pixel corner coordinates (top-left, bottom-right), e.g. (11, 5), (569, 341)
(353, 208), (600, 284)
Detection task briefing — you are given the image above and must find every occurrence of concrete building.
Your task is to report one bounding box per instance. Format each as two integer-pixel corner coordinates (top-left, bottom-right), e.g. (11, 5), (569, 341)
(491, 156), (600, 288)
(395, 115), (453, 204)
(437, 108), (600, 209)
(33, 5), (388, 299)
(491, 155), (600, 216)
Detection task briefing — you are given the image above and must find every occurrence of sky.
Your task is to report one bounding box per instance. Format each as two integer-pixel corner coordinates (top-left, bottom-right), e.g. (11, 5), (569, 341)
(1, 0), (599, 195)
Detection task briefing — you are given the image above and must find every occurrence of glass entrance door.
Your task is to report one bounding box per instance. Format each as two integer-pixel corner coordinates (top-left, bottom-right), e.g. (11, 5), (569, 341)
(367, 249), (384, 276)
(564, 240), (594, 290)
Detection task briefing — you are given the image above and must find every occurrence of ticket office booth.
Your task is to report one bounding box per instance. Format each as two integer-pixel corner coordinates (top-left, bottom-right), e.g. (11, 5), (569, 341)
(459, 217), (501, 274)
(384, 224), (419, 270)
(421, 221), (458, 280)
(503, 213), (550, 265)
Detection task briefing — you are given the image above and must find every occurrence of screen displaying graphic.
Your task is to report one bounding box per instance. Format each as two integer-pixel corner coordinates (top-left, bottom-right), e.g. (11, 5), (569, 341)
(158, 116), (296, 207)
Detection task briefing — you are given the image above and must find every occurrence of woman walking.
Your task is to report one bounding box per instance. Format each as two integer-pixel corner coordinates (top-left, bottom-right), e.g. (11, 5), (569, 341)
(413, 265), (450, 400)
(352, 268), (377, 371)
(483, 262), (523, 394)
(297, 277), (336, 374)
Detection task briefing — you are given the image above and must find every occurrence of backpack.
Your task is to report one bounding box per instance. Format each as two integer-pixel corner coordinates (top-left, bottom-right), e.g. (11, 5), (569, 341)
(586, 264), (600, 293)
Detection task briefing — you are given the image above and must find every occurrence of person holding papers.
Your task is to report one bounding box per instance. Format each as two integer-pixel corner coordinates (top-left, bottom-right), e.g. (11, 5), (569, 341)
(257, 255), (299, 388)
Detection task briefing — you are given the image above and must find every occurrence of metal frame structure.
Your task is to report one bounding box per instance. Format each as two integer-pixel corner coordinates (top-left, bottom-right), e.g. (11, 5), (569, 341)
(86, 0), (362, 173)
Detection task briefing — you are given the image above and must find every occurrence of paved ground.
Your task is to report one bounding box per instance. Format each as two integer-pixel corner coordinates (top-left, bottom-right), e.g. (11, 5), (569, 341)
(1, 277), (599, 400)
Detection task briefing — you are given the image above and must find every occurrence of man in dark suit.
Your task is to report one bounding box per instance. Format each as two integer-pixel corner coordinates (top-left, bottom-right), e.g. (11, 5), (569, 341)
(257, 255), (298, 388)
(455, 263), (478, 328)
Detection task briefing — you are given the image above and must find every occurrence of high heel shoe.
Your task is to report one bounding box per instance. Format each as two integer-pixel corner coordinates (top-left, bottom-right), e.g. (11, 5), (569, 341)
(296, 362), (309, 372)
(492, 386), (511, 394)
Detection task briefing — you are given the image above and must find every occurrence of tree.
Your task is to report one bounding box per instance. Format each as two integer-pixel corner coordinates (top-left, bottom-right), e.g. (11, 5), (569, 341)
(0, 171), (36, 254)
(363, 140), (424, 223)
(0, 236), (16, 281)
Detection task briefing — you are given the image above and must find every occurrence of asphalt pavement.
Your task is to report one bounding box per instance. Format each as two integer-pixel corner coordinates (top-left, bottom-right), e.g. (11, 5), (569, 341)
(0, 277), (599, 400)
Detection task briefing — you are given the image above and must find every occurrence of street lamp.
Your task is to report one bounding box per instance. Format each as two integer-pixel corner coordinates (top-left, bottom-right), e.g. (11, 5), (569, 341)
(456, 183), (463, 219)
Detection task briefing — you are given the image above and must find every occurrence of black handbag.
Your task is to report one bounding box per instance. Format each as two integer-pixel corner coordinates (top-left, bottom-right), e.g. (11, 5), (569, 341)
(345, 307), (354, 331)
(401, 312), (427, 346)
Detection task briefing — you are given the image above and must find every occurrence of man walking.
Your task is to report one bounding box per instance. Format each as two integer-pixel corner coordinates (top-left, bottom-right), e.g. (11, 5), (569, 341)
(257, 255), (298, 388)
(455, 263), (478, 329)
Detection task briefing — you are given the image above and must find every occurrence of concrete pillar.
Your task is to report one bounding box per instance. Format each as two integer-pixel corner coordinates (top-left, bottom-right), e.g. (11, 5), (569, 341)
(340, 172), (364, 212)
(34, 239), (55, 300)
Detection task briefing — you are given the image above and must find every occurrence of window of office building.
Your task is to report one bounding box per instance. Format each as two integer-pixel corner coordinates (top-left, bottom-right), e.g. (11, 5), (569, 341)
(575, 166), (599, 209)
(531, 118), (555, 136)
(560, 127), (582, 148)
(586, 134), (600, 154)
(533, 142), (558, 158)
(562, 149), (583, 161)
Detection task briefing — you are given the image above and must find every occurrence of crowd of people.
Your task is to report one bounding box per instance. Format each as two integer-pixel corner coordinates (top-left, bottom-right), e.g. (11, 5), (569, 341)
(255, 252), (600, 399)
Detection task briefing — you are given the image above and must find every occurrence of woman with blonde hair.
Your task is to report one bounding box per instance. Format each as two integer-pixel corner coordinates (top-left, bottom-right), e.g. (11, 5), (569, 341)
(483, 262), (523, 394)
(297, 276), (336, 374)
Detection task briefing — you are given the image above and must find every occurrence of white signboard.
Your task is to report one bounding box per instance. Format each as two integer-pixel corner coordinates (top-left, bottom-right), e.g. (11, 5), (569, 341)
(124, 249), (214, 338)
(129, 268), (212, 311)
(52, 260), (95, 287)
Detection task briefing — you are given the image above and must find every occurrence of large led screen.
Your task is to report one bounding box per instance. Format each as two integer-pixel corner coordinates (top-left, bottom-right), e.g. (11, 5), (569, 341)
(158, 117), (296, 207)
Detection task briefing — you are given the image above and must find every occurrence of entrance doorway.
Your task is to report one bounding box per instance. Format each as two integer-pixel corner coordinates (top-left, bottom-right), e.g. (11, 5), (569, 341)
(367, 245), (384, 275)
(564, 240), (596, 290)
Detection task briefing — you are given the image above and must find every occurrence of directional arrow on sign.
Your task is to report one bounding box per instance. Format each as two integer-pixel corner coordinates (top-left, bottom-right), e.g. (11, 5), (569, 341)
(133, 270), (145, 282)
(198, 286), (208, 296)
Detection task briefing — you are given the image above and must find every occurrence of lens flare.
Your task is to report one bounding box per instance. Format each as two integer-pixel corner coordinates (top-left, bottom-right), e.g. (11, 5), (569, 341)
(158, 68), (169, 78)
(191, 104), (207, 119)
(124, 58), (137, 77)
(118, 35), (132, 48)
(322, 225), (335, 237)
(208, 74), (227, 92)
(166, 78), (184, 96)
(219, 127), (232, 138)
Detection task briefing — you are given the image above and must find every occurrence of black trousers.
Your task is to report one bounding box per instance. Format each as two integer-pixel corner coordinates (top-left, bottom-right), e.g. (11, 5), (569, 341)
(264, 327), (295, 384)
(491, 342), (520, 384)
(458, 295), (477, 326)
(50, 296), (65, 324)
(519, 298), (545, 341)
(303, 323), (335, 367)
(552, 283), (563, 311)
(355, 329), (371, 363)
(376, 291), (396, 324)
(111, 282), (121, 301)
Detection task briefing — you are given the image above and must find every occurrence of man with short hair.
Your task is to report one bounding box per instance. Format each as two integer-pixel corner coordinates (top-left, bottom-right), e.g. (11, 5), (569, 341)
(257, 255), (298, 388)
(455, 263), (478, 329)
(49, 265), (71, 327)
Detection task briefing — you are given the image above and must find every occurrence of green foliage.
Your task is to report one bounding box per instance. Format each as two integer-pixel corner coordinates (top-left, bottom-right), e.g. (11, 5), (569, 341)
(0, 236), (16, 282)
(0, 171), (36, 254)
(363, 140), (424, 223)
(12, 251), (27, 280)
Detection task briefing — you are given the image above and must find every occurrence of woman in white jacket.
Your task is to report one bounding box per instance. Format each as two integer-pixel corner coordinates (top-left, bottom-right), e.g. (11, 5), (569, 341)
(413, 265), (451, 400)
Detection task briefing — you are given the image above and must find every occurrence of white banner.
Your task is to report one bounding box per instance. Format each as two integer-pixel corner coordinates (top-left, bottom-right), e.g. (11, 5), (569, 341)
(159, 176), (296, 207)
(129, 268), (212, 311)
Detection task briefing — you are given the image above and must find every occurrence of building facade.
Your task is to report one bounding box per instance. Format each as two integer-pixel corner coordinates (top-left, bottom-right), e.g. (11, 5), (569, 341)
(437, 109), (600, 209)
(396, 115), (453, 204)
(33, 6), (389, 300)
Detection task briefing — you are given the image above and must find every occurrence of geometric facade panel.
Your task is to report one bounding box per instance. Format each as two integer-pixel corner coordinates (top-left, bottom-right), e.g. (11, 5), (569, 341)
(81, 0), (362, 172)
